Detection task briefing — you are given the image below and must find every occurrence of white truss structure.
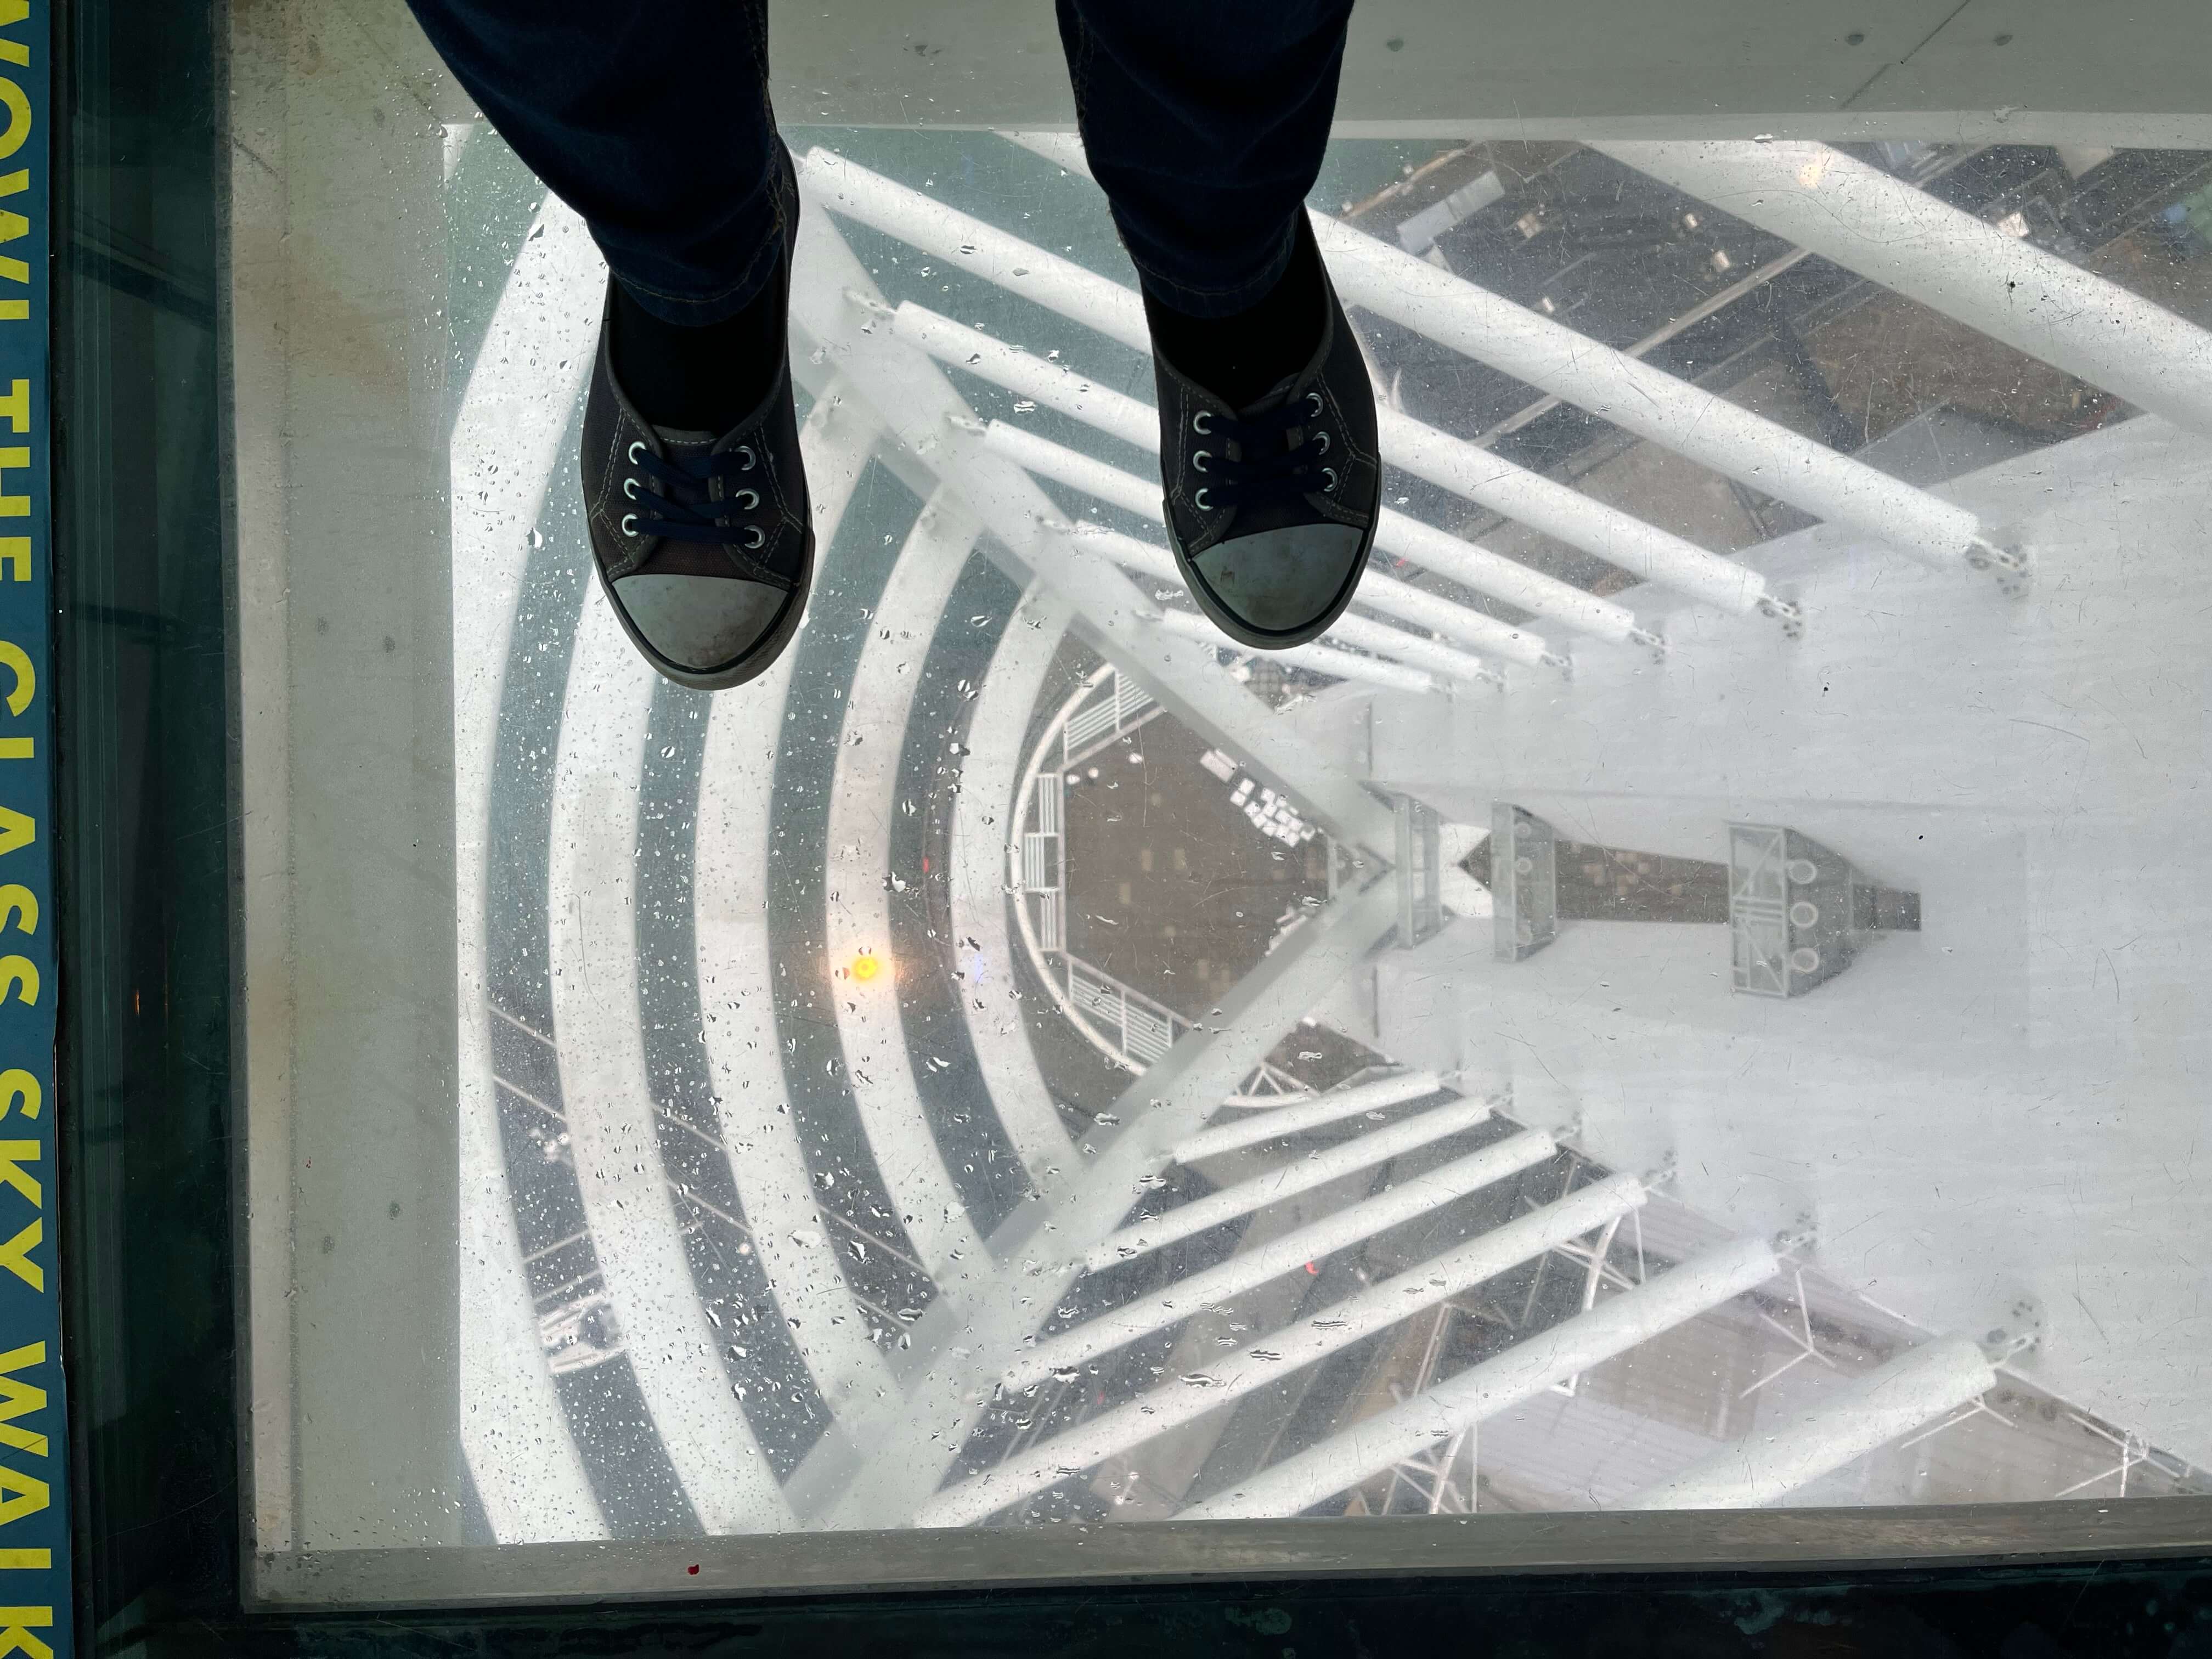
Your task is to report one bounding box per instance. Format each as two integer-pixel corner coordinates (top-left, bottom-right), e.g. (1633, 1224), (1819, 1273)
(453, 129), (2212, 1543)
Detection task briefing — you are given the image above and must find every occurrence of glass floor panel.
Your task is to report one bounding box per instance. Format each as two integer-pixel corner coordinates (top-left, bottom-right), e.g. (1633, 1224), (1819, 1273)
(227, 1), (2212, 1600)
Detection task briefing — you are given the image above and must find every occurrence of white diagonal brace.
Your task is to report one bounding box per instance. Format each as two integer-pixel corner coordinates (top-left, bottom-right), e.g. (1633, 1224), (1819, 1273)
(913, 1171), (1647, 1527)
(1598, 139), (2212, 439)
(1153, 606), (1443, 696)
(1615, 1334), (1996, 1511)
(1181, 1235), (1780, 1519)
(1006, 1126), (1558, 1393)
(1002, 130), (2003, 574)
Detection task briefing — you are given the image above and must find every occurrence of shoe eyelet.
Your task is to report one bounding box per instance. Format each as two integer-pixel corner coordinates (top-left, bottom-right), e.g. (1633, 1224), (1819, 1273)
(1306, 391), (1323, 417)
(1321, 467), (1338, 494)
(628, 439), (647, 464)
(737, 444), (757, 471)
(1313, 431), (1329, 455)
(1191, 411), (1213, 436)
(742, 526), (766, 550)
(736, 488), (760, 509)
(620, 512), (640, 537)
(1192, 450), (1210, 472)
(622, 476), (640, 499)
(1193, 486), (1212, 510)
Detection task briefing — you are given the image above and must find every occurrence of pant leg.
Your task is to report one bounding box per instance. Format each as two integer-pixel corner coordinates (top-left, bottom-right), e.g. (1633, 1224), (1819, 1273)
(403, 0), (792, 324)
(1054, 0), (1357, 319)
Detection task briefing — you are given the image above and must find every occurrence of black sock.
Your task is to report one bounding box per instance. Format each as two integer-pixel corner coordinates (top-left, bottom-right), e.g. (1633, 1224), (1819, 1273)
(610, 253), (785, 434)
(1142, 220), (1327, 411)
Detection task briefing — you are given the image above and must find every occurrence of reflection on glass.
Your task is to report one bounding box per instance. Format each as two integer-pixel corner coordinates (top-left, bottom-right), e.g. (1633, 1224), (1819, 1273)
(239, 81), (2212, 1575)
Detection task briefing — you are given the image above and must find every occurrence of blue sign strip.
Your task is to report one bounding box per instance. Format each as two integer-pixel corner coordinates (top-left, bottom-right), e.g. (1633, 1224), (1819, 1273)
(0, 0), (64, 1652)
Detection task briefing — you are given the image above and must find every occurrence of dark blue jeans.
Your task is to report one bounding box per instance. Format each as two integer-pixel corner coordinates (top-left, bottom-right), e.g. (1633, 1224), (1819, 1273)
(403, 0), (1357, 325)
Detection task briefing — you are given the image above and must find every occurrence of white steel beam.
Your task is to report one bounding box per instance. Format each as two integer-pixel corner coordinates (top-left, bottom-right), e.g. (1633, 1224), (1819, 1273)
(1061, 517), (1546, 673)
(1302, 607), (1502, 688)
(913, 1170), (1647, 1527)
(977, 411), (1627, 647)
(1598, 139), (2212, 440)
(1307, 213), (2002, 572)
(1176, 1070), (1447, 1164)
(1615, 1334), (1997, 1511)
(1000, 131), (2005, 575)
(1066, 517), (1495, 685)
(1374, 409), (1772, 617)
(1152, 605), (1444, 697)
(895, 296), (1770, 619)
(1006, 1126), (1558, 1393)
(1182, 1235), (1780, 1519)
(786, 204), (1400, 856)
(1079, 1091), (1500, 1271)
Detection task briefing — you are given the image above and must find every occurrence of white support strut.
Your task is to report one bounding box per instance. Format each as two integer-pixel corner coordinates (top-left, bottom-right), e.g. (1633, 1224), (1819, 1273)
(1175, 1070), (1448, 1164)
(1597, 139), (2212, 441)
(1152, 605), (1444, 697)
(1615, 1334), (1997, 1511)
(1080, 1092), (1500, 1270)
(913, 1171), (1647, 1527)
(978, 413), (1622, 648)
(1005, 1127), (1558, 1393)
(1062, 518), (1544, 673)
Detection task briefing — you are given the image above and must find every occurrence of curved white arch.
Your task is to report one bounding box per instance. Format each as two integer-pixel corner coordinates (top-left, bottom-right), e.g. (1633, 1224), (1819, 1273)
(548, 583), (791, 1534)
(947, 582), (1079, 1177)
(696, 390), (900, 1415)
(450, 192), (606, 1541)
(1005, 664), (1141, 1075)
(825, 488), (991, 1276)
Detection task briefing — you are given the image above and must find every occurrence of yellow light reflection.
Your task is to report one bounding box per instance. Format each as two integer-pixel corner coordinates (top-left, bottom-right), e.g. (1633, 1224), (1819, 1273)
(851, 951), (882, 983)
